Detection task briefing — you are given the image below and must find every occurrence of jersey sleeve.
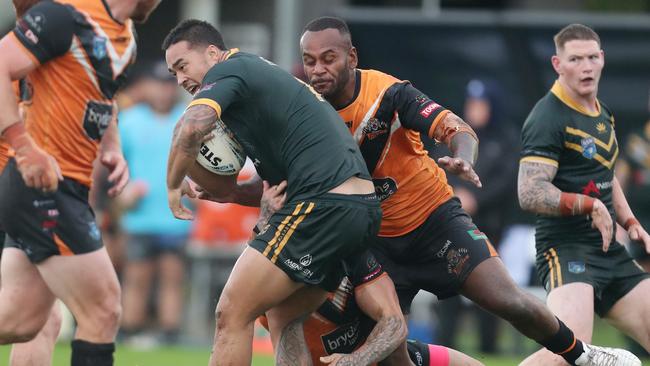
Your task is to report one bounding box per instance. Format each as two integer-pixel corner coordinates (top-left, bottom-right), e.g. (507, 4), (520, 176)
(389, 82), (450, 139)
(11, 1), (75, 65)
(520, 113), (563, 167)
(187, 63), (249, 118)
(344, 250), (385, 288)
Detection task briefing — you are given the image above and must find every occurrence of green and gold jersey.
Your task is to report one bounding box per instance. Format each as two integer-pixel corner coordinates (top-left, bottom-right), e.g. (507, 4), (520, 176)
(521, 81), (618, 248)
(189, 50), (370, 201)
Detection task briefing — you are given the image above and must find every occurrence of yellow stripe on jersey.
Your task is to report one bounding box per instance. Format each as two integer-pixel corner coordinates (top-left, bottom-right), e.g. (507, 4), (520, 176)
(187, 98), (222, 118)
(271, 202), (315, 263)
(564, 142), (618, 169)
(262, 202), (305, 257)
(520, 156), (559, 168)
(545, 251), (555, 289)
(565, 127), (616, 152)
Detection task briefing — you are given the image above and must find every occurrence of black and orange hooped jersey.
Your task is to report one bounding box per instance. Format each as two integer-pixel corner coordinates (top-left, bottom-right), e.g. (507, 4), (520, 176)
(337, 69), (453, 236)
(10, 0), (136, 186)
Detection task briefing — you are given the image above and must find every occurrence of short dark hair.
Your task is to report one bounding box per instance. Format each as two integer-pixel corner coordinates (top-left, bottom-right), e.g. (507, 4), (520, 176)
(162, 19), (227, 51)
(554, 23), (600, 51)
(303, 16), (351, 38)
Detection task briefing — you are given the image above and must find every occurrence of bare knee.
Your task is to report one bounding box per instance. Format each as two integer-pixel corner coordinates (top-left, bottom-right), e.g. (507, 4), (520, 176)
(0, 320), (45, 344)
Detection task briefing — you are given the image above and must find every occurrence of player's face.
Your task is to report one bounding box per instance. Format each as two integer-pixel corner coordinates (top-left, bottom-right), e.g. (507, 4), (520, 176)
(301, 29), (356, 100)
(553, 39), (604, 98)
(166, 41), (214, 95)
(131, 0), (161, 23)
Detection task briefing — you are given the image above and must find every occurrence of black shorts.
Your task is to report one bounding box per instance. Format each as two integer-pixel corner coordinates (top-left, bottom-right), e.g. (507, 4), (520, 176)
(371, 197), (498, 313)
(126, 233), (186, 261)
(0, 159), (103, 263)
(249, 193), (381, 291)
(536, 242), (650, 317)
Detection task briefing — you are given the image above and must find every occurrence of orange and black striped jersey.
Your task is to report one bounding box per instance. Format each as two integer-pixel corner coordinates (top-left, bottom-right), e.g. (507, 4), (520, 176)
(337, 69), (453, 236)
(11, 0), (136, 186)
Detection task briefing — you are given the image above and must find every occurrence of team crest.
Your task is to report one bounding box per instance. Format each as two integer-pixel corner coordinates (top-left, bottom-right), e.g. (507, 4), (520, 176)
(92, 36), (107, 60)
(596, 122), (607, 134)
(580, 137), (597, 159)
(568, 261), (585, 274)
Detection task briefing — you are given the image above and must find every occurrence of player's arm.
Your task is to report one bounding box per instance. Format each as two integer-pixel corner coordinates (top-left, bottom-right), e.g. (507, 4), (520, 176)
(612, 176), (650, 253)
(195, 171), (264, 207)
(393, 82), (480, 187)
(518, 118), (613, 250)
(0, 2), (73, 191)
(321, 274), (409, 366)
(99, 103), (129, 197)
(167, 104), (218, 219)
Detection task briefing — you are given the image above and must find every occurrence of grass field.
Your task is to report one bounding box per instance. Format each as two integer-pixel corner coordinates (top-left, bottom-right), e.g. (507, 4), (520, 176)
(1, 317), (648, 365)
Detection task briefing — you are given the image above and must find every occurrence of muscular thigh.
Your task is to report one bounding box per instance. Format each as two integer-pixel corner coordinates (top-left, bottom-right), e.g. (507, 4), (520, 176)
(372, 197), (498, 313)
(0, 248), (56, 327)
(0, 160), (103, 263)
(605, 278), (650, 349)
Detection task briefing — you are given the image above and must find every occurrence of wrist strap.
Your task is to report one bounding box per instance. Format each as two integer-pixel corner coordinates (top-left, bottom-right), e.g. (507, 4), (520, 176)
(624, 218), (640, 230)
(559, 193), (595, 216)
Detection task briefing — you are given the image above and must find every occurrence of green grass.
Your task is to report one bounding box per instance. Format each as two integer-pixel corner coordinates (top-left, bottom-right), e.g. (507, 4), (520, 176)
(1, 317), (648, 365)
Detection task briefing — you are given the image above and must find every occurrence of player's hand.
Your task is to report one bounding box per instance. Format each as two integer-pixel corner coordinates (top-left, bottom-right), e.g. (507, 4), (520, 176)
(627, 222), (650, 254)
(320, 353), (352, 365)
(437, 156), (482, 187)
(14, 140), (63, 193)
(168, 181), (194, 220)
(258, 180), (287, 226)
(100, 150), (129, 197)
(590, 199), (613, 252)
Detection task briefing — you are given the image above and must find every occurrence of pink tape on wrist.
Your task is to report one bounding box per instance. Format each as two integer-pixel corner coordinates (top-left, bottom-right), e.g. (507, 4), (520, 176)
(428, 344), (450, 366)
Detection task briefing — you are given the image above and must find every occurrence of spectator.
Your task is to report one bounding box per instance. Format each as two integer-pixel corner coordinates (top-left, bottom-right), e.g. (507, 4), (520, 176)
(116, 61), (189, 346)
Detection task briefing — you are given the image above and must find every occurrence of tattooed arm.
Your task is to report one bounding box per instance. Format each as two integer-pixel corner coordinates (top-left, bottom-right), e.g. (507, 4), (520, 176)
(167, 104), (217, 219)
(320, 275), (410, 366)
(517, 161), (561, 215)
(276, 316), (313, 366)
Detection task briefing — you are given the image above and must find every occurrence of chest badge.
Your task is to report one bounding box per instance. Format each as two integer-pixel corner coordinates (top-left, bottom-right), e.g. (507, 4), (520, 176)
(581, 137), (596, 159)
(596, 122), (607, 134)
(92, 36), (107, 60)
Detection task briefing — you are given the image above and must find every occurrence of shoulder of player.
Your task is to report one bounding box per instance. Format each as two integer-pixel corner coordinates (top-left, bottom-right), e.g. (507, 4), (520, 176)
(598, 100), (615, 120)
(523, 92), (566, 130)
(203, 52), (251, 81)
(17, 1), (76, 32)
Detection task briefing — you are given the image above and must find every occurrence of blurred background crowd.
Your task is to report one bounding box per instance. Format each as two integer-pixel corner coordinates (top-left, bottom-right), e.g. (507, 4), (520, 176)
(1, 0), (650, 360)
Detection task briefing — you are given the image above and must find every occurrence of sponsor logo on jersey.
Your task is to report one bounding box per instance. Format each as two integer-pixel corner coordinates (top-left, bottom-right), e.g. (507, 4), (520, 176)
(82, 101), (113, 141)
(467, 229), (487, 240)
(372, 177), (398, 202)
(92, 36), (107, 60)
(581, 180), (612, 196)
(284, 258), (314, 278)
(362, 118), (389, 140)
(568, 261), (585, 274)
(447, 247), (470, 276)
(436, 240), (453, 258)
(419, 101), (441, 118)
(415, 94), (431, 106)
(581, 137), (597, 159)
(322, 320), (361, 354)
(299, 254), (312, 267)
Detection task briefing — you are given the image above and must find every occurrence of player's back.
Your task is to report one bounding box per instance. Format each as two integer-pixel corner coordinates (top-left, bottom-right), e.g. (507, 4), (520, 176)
(13, 0), (136, 186)
(191, 51), (370, 201)
(336, 69), (453, 236)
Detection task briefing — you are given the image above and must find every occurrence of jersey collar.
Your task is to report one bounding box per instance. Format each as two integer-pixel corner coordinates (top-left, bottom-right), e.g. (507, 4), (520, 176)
(224, 48), (240, 60)
(550, 80), (601, 118)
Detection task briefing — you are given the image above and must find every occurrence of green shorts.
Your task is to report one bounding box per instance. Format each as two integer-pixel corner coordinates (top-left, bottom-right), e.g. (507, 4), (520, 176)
(249, 193), (381, 291)
(536, 242), (650, 316)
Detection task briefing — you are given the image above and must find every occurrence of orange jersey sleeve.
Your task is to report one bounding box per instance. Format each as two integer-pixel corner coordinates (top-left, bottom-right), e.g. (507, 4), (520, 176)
(337, 69), (453, 236)
(12, 0), (136, 186)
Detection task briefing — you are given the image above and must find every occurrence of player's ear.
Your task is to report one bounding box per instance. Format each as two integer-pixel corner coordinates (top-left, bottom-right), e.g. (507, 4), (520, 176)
(551, 55), (561, 75)
(206, 45), (219, 60)
(349, 46), (358, 69)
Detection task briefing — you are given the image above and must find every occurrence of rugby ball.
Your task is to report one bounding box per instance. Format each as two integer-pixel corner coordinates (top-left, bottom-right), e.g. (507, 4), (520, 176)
(196, 119), (246, 175)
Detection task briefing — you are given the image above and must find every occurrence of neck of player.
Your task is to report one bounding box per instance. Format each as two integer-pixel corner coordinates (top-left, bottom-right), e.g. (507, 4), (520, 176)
(105, 0), (135, 22)
(559, 77), (599, 114)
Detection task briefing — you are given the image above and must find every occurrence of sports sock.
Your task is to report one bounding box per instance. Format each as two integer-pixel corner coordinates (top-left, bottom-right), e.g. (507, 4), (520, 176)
(538, 317), (584, 365)
(71, 339), (115, 366)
